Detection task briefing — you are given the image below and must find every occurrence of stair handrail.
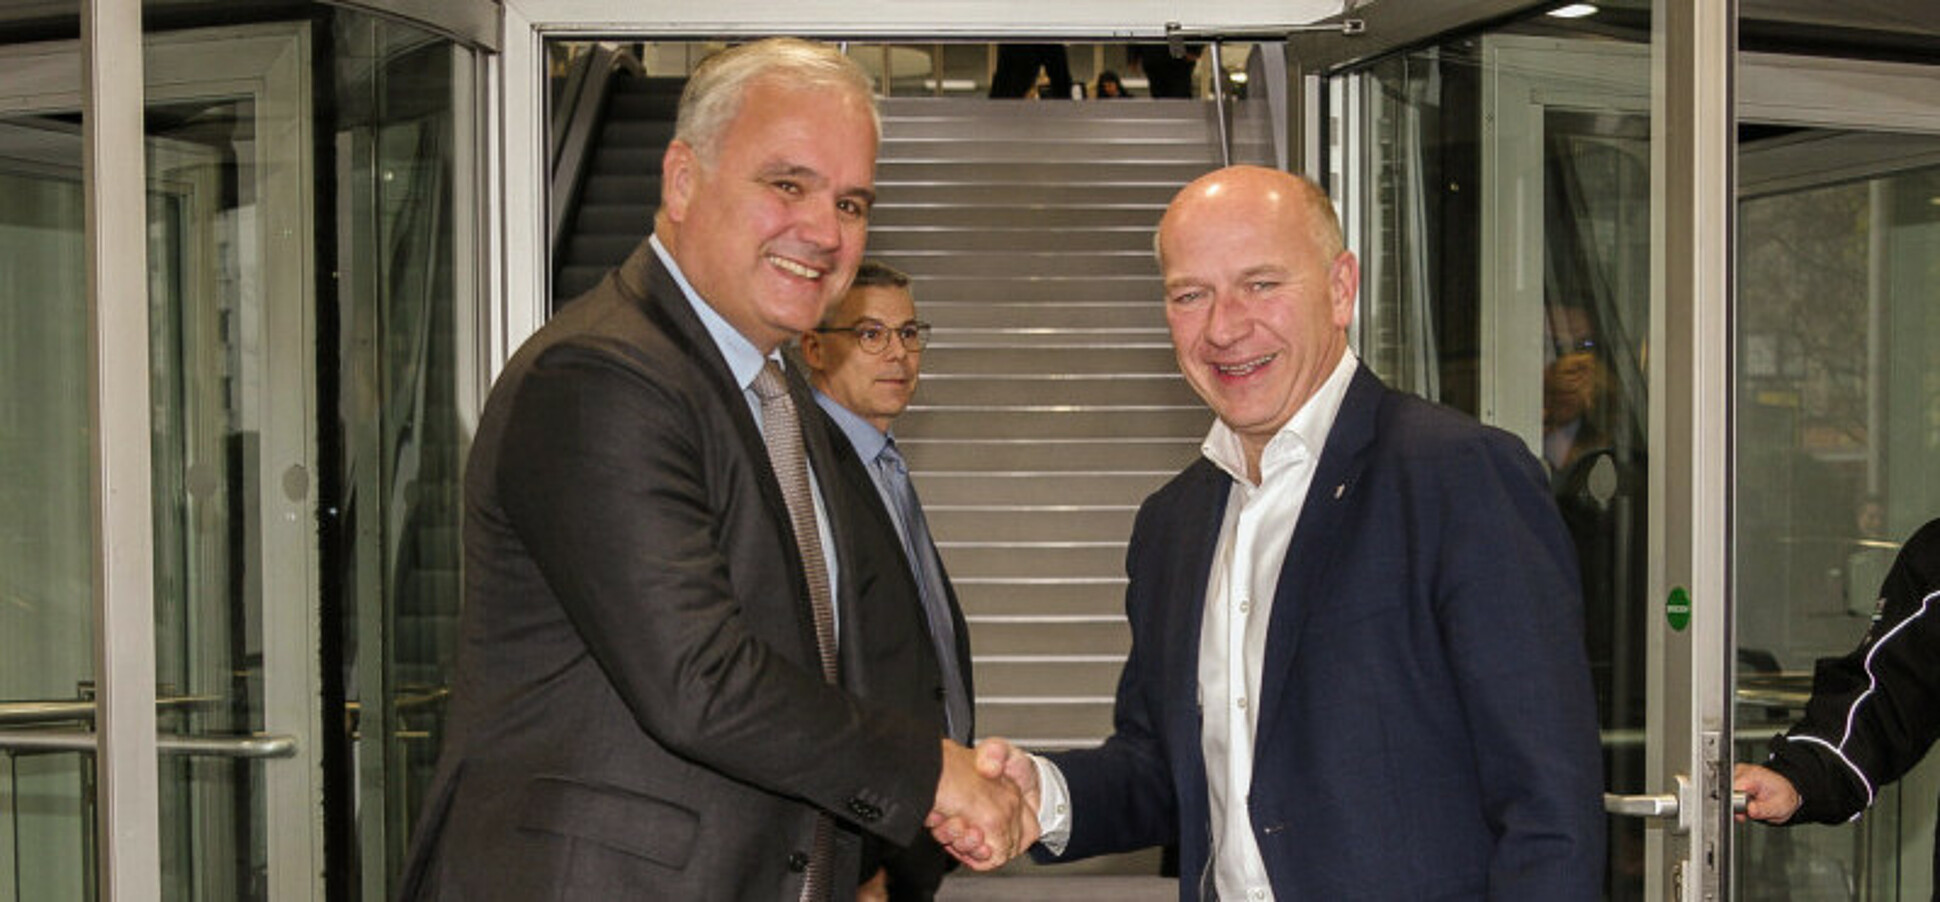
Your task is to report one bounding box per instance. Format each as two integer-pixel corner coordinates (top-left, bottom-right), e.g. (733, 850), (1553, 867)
(549, 44), (643, 280)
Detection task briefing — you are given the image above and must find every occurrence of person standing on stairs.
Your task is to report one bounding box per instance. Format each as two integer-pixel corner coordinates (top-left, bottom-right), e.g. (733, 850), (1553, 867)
(800, 261), (975, 901)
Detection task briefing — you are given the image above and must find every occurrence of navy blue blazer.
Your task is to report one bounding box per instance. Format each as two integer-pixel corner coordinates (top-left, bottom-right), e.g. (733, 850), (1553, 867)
(1042, 365), (1606, 900)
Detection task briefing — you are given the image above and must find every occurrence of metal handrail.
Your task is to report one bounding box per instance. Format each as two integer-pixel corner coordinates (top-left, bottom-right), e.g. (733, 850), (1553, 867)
(0, 693), (223, 726)
(549, 44), (643, 272)
(0, 730), (297, 759)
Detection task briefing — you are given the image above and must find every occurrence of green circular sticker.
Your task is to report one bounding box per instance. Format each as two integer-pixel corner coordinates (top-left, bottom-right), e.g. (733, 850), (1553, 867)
(1666, 587), (1692, 632)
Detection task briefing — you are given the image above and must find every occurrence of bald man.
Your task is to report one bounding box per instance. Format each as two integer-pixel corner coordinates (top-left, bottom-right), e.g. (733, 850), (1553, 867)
(962, 166), (1606, 899)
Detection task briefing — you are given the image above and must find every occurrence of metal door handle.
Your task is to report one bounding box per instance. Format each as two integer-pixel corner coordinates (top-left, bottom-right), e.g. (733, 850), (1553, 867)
(0, 729), (297, 759)
(1605, 791), (1682, 818)
(1605, 776), (1748, 830)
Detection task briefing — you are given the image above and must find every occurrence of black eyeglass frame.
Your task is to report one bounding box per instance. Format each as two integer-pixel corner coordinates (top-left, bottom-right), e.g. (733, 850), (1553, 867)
(813, 319), (933, 354)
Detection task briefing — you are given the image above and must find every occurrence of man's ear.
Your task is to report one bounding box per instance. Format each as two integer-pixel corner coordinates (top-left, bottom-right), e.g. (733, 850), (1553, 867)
(662, 140), (697, 223)
(799, 331), (826, 370)
(1329, 250), (1361, 328)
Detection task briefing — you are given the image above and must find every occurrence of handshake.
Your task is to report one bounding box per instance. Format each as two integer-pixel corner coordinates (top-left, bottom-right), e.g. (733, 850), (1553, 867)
(925, 737), (1040, 870)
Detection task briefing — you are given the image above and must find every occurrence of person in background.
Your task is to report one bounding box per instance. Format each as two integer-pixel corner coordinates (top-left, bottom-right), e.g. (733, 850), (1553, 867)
(1735, 518), (1940, 879)
(1094, 70), (1130, 98)
(396, 38), (1028, 901)
(939, 165), (1607, 899)
(1134, 43), (1201, 98)
(799, 261), (974, 900)
(989, 44), (1074, 99)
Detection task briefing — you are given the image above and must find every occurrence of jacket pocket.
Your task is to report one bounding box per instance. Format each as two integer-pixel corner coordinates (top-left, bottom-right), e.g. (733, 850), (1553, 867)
(516, 775), (699, 868)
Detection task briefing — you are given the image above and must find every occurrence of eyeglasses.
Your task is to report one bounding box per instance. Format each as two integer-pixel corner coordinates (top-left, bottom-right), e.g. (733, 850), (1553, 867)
(814, 319), (932, 354)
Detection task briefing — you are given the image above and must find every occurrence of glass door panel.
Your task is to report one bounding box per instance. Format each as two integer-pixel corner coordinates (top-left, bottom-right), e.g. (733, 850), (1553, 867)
(0, 115), (94, 902)
(0, 24), (319, 901)
(1734, 129), (1940, 901)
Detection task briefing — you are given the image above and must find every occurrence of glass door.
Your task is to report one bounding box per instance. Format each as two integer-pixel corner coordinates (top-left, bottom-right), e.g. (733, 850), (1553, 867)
(0, 23), (322, 901)
(1733, 59), (1940, 898)
(1342, 12), (1940, 900)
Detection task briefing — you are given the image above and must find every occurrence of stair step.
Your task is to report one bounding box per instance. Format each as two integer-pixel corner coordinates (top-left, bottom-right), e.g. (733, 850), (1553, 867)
(898, 437), (1198, 472)
(940, 542), (1126, 578)
(870, 205), (1164, 230)
(926, 506), (1136, 545)
(966, 618), (1129, 657)
(900, 276), (1158, 305)
(915, 472), (1180, 507)
(589, 141), (673, 175)
(974, 700), (1116, 744)
(877, 159), (1214, 185)
(896, 406), (1210, 441)
(955, 579), (1127, 619)
(878, 250), (1156, 278)
(579, 173), (657, 206)
(895, 344), (1178, 375)
(561, 232), (642, 269)
(868, 227), (1153, 253)
(913, 374), (1195, 407)
(572, 205), (653, 238)
(973, 660), (1125, 704)
(913, 300), (1165, 329)
(866, 182), (1181, 206)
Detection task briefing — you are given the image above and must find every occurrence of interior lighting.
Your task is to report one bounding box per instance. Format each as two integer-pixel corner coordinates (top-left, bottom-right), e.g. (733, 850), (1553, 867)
(1548, 3), (1599, 17)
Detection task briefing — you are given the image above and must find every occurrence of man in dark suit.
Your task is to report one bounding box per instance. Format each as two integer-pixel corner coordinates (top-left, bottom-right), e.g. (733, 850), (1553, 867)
(950, 166), (1605, 898)
(396, 38), (1028, 901)
(800, 261), (973, 900)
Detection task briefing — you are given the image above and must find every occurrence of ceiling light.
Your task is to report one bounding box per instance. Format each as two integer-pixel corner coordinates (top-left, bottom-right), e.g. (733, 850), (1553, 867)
(1548, 3), (1599, 17)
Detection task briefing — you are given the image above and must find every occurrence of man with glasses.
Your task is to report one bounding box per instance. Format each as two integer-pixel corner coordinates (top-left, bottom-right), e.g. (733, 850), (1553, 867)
(800, 260), (970, 900)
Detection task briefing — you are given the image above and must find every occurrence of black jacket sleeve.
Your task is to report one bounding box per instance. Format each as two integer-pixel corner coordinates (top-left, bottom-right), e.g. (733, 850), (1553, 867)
(1764, 518), (1940, 824)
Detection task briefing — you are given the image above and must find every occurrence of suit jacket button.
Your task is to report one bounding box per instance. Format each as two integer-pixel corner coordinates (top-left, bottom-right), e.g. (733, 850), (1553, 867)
(787, 851), (809, 872)
(848, 798), (882, 821)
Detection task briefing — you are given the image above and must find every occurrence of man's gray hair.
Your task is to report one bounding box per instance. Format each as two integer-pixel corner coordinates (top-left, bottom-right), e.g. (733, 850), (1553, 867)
(676, 38), (879, 164)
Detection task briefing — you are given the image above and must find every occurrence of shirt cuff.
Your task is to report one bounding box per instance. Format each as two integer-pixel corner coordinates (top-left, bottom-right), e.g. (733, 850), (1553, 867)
(1032, 754), (1072, 855)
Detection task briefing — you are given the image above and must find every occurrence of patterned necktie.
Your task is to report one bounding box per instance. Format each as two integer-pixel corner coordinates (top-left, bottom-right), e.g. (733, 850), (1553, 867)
(750, 361), (838, 901)
(877, 439), (973, 743)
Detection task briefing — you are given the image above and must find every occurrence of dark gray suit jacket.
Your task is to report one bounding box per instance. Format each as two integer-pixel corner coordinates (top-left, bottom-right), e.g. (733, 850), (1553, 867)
(397, 239), (946, 900)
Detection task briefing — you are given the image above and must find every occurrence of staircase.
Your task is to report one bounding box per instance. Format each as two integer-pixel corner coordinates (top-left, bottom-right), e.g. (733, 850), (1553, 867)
(868, 97), (1274, 750)
(548, 80), (1275, 752)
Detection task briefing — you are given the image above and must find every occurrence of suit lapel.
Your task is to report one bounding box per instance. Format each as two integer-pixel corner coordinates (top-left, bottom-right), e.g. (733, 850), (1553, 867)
(622, 240), (819, 657)
(1253, 366), (1384, 755)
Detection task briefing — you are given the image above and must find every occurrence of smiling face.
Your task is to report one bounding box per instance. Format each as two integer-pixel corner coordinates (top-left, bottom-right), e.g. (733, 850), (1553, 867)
(658, 76), (878, 353)
(1158, 167), (1358, 476)
(801, 283), (921, 432)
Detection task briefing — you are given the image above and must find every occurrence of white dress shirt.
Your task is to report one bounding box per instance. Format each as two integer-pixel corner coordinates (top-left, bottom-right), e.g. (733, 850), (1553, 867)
(1034, 351), (1359, 901)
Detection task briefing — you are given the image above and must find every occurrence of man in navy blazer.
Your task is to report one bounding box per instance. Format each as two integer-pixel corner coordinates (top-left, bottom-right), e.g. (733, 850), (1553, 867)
(948, 166), (1606, 898)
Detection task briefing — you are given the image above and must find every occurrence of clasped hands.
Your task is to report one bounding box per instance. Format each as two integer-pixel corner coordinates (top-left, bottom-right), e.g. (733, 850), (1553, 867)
(925, 738), (1039, 870)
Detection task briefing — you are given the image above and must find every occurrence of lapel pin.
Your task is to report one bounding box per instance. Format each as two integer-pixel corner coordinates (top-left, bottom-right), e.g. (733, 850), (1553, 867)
(1334, 482), (1347, 499)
